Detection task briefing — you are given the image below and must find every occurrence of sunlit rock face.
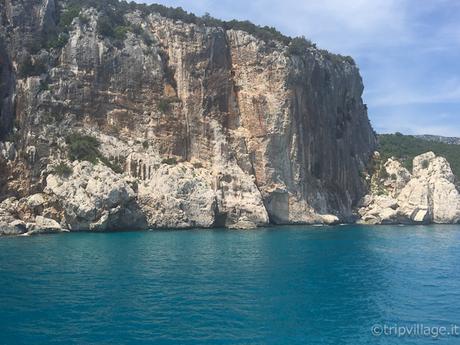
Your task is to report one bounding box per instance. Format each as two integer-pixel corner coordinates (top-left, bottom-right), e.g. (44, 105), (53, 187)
(0, 0), (376, 231)
(359, 152), (460, 225)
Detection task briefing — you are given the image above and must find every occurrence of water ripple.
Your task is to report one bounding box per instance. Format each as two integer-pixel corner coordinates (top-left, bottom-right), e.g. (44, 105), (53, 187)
(0, 225), (459, 344)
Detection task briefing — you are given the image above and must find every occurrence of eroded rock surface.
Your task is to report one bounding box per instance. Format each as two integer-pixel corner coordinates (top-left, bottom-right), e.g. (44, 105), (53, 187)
(359, 152), (460, 225)
(0, 198), (27, 235)
(0, 0), (377, 233)
(44, 161), (147, 231)
(138, 163), (217, 229)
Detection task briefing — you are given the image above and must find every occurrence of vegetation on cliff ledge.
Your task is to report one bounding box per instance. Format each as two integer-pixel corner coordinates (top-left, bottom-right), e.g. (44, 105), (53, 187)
(51, 162), (73, 177)
(66, 133), (123, 173)
(378, 133), (460, 177)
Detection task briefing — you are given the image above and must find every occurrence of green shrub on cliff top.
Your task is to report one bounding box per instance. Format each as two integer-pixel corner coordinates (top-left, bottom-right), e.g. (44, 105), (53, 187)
(50, 0), (354, 65)
(287, 36), (316, 55)
(59, 0), (292, 45)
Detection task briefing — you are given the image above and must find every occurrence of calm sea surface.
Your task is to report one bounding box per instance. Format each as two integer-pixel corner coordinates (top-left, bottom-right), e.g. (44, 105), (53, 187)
(0, 225), (459, 345)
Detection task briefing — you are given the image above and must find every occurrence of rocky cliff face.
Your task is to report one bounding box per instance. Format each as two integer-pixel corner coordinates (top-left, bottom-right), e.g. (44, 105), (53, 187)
(0, 0), (376, 234)
(359, 152), (460, 225)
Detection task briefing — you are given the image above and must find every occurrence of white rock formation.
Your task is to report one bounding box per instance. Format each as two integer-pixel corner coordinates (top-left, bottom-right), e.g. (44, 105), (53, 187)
(137, 163), (217, 229)
(213, 163), (269, 229)
(44, 161), (146, 231)
(359, 152), (460, 224)
(137, 161), (269, 229)
(26, 216), (64, 235)
(382, 158), (411, 198)
(398, 152), (460, 224)
(0, 198), (27, 235)
(358, 194), (400, 225)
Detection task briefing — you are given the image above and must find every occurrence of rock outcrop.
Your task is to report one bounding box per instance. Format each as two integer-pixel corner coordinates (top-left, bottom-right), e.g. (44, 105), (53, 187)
(44, 161), (147, 231)
(0, 195), (66, 235)
(26, 216), (65, 235)
(0, 0), (377, 233)
(137, 163), (217, 229)
(0, 198), (27, 235)
(359, 152), (460, 224)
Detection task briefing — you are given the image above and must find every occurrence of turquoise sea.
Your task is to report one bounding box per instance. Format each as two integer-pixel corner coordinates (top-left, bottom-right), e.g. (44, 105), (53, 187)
(0, 225), (459, 344)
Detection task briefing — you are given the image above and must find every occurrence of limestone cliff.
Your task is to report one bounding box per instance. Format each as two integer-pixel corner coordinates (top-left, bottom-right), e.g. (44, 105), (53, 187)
(0, 0), (376, 234)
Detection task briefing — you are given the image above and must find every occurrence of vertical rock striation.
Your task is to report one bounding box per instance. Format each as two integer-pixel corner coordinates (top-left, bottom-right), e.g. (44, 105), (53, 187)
(0, 0), (377, 232)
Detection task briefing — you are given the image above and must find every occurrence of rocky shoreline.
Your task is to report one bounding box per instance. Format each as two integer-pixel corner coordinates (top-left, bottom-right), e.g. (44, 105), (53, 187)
(0, 157), (338, 236)
(1, 150), (458, 236)
(0, 0), (375, 234)
(0, 1), (458, 236)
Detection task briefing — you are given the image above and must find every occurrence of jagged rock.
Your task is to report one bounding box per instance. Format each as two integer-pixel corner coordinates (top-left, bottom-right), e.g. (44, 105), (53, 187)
(227, 218), (260, 230)
(26, 193), (46, 208)
(0, 219), (27, 235)
(34, 216), (62, 231)
(413, 209), (429, 223)
(379, 208), (400, 224)
(359, 152), (460, 224)
(222, 29), (375, 222)
(398, 152), (460, 224)
(16, 193), (48, 220)
(0, 198), (27, 235)
(0, 197), (18, 212)
(44, 161), (147, 231)
(0, 1), (377, 231)
(357, 194), (401, 225)
(25, 216), (64, 235)
(320, 214), (340, 225)
(383, 159), (411, 197)
(137, 161), (269, 229)
(214, 163), (269, 229)
(138, 163), (217, 229)
(0, 142), (16, 160)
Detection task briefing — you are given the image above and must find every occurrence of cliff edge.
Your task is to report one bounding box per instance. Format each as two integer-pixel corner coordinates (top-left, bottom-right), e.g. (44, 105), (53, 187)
(0, 0), (377, 233)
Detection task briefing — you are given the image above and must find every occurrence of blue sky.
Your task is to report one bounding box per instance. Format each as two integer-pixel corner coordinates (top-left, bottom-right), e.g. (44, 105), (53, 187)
(137, 0), (460, 136)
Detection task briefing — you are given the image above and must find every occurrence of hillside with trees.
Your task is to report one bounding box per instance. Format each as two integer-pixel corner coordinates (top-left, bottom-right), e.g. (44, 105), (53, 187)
(378, 133), (460, 178)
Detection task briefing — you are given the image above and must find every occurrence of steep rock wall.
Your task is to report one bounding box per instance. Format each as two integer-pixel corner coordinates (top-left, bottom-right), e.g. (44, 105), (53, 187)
(0, 0), (376, 232)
